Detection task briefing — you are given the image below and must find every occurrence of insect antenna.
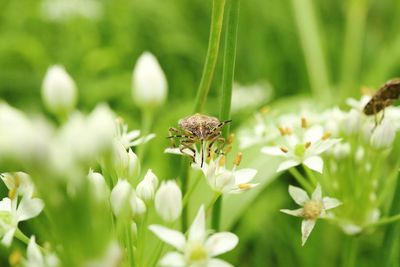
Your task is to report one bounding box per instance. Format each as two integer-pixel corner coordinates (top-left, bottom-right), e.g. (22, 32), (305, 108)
(200, 139), (204, 168)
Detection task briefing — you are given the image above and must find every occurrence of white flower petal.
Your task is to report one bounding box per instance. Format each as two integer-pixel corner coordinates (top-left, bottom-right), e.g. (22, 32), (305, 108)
(205, 232), (239, 257)
(288, 185), (309, 205)
(304, 125), (324, 143)
(311, 183), (322, 201)
(277, 159), (300, 172)
(1, 228), (15, 246)
(17, 197), (44, 222)
(234, 169), (257, 184)
(188, 206), (206, 242)
(148, 225), (186, 251)
(323, 197), (342, 210)
(280, 208), (304, 217)
(301, 219), (316, 246)
(208, 258), (234, 267)
(303, 156), (323, 173)
(261, 146), (287, 156)
(312, 139), (341, 154)
(130, 133), (156, 146)
(159, 252), (185, 267)
(0, 198), (12, 212)
(27, 236), (44, 263)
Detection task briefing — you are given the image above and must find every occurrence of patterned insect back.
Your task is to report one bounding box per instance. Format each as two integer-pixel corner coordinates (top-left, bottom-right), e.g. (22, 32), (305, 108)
(363, 78), (400, 115)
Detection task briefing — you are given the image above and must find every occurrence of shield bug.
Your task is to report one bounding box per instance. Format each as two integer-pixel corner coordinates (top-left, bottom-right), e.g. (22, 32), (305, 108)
(168, 113), (231, 167)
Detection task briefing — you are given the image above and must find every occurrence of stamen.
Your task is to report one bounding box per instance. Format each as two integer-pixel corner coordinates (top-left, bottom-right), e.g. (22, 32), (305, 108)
(227, 133), (235, 144)
(280, 146), (289, 153)
(8, 188), (17, 200)
(219, 155), (226, 167)
(305, 142), (311, 149)
(238, 183), (252, 190)
(301, 117), (308, 128)
(233, 152), (243, 166)
(278, 127), (286, 136)
(9, 250), (22, 266)
(260, 106), (270, 114)
(322, 131), (331, 140)
(223, 145), (232, 154)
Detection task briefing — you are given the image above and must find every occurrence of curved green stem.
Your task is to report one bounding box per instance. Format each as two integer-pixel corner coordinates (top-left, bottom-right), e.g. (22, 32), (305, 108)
(289, 167), (314, 193)
(193, 0), (226, 113)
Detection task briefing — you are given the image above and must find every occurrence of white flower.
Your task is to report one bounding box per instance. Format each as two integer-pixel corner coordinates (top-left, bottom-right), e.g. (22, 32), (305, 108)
(111, 142), (140, 181)
(0, 197), (44, 246)
(110, 180), (132, 217)
(280, 184), (342, 246)
(149, 206), (238, 267)
(41, 65), (77, 117)
(132, 52), (167, 110)
(130, 192), (146, 217)
(1, 172), (34, 198)
(155, 181), (182, 222)
(370, 119), (396, 149)
(25, 236), (59, 267)
(136, 170), (158, 202)
(262, 123), (340, 173)
(115, 118), (155, 148)
(202, 155), (258, 194)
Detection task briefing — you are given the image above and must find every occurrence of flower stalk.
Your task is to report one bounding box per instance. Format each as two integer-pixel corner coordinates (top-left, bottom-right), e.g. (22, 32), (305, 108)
(193, 0), (226, 113)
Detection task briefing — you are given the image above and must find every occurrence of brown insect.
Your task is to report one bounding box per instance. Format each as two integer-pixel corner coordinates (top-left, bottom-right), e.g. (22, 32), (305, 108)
(168, 113), (231, 167)
(363, 78), (400, 116)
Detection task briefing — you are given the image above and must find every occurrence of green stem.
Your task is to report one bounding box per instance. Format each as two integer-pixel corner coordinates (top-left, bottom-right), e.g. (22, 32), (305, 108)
(182, 172), (202, 207)
(290, 0), (331, 101)
(381, 171), (400, 267)
(15, 229), (46, 253)
(208, 192), (222, 213)
(367, 214), (400, 228)
(289, 168), (314, 193)
(302, 164), (318, 186)
(211, 0), (240, 231)
(339, 0), (368, 100)
(211, 194), (222, 229)
(193, 0), (226, 113)
(342, 236), (359, 267)
(180, 158), (190, 232)
(137, 110), (153, 162)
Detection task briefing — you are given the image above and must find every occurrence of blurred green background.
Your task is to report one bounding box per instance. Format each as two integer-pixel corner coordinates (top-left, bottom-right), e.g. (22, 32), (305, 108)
(1, 0), (400, 266)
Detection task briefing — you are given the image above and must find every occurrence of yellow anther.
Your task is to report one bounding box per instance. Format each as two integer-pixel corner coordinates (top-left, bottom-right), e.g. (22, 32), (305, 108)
(223, 145), (232, 154)
(278, 127), (286, 136)
(14, 173), (20, 187)
(280, 147), (289, 153)
(233, 152), (243, 166)
(322, 131), (331, 140)
(227, 133), (235, 144)
(305, 142), (311, 149)
(219, 155), (226, 167)
(260, 106), (270, 114)
(238, 183), (252, 190)
(8, 188), (17, 200)
(301, 117), (308, 128)
(9, 250), (22, 266)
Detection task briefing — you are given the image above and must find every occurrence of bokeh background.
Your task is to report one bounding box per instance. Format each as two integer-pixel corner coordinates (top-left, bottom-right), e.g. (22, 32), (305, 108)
(1, 0), (400, 266)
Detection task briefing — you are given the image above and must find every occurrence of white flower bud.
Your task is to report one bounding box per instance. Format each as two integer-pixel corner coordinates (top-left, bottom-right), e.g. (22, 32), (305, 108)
(132, 52), (167, 110)
(136, 169), (158, 202)
(154, 181), (182, 222)
(343, 109), (361, 135)
(130, 192), (146, 216)
(127, 149), (140, 180)
(112, 141), (129, 178)
(88, 170), (109, 201)
(110, 180), (132, 216)
(42, 65), (77, 116)
(370, 120), (396, 149)
(332, 143), (351, 159)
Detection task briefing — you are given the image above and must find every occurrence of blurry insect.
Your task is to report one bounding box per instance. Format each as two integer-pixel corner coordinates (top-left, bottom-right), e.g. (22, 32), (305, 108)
(168, 113), (231, 167)
(363, 78), (400, 125)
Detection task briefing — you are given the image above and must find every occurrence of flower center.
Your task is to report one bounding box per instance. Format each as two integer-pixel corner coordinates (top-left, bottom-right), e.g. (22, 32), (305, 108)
(303, 200), (322, 220)
(186, 242), (208, 263)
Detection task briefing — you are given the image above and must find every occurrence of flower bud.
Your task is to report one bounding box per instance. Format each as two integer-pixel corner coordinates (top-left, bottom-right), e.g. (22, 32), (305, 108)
(130, 193), (146, 217)
(131, 52), (167, 110)
(127, 149), (140, 180)
(136, 169), (158, 202)
(42, 65), (77, 117)
(370, 120), (396, 149)
(88, 170), (109, 201)
(110, 180), (132, 216)
(154, 181), (182, 222)
(343, 109), (361, 135)
(112, 141), (129, 178)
